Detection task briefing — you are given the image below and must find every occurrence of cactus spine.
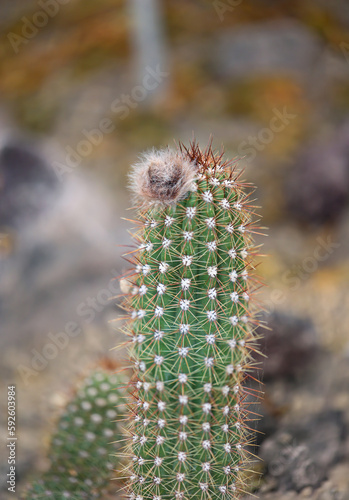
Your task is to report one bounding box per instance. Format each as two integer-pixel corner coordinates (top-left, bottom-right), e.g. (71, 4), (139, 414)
(24, 369), (126, 500)
(122, 143), (261, 500)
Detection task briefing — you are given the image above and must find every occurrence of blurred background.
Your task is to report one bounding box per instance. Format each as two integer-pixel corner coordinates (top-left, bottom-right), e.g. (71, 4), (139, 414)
(1, 1), (349, 498)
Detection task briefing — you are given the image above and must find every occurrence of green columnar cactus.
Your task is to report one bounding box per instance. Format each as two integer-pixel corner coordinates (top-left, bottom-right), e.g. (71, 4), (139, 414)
(122, 143), (261, 500)
(24, 368), (126, 500)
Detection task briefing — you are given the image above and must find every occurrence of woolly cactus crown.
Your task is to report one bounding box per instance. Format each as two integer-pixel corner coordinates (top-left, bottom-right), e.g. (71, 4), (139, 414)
(129, 147), (198, 207)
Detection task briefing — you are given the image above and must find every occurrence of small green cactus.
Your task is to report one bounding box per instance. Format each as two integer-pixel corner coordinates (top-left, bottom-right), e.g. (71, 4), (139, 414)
(24, 368), (126, 500)
(121, 143), (262, 499)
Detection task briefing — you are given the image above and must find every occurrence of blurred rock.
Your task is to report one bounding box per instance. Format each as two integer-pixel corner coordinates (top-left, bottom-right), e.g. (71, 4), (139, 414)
(285, 124), (349, 225)
(260, 411), (347, 492)
(0, 148), (126, 366)
(246, 324), (349, 499)
(0, 141), (59, 228)
(255, 312), (321, 380)
(213, 20), (321, 80)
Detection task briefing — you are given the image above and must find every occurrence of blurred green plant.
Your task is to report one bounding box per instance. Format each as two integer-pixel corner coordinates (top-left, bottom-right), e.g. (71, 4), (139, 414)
(23, 366), (126, 500)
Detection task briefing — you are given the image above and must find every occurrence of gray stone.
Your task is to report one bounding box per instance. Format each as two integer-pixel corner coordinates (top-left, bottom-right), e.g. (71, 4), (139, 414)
(255, 312), (321, 380)
(213, 20), (321, 79)
(260, 411), (346, 491)
(285, 123), (349, 225)
(0, 141), (59, 228)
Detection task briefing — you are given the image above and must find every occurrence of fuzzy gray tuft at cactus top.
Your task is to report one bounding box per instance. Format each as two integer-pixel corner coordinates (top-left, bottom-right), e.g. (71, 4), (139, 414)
(119, 142), (264, 500)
